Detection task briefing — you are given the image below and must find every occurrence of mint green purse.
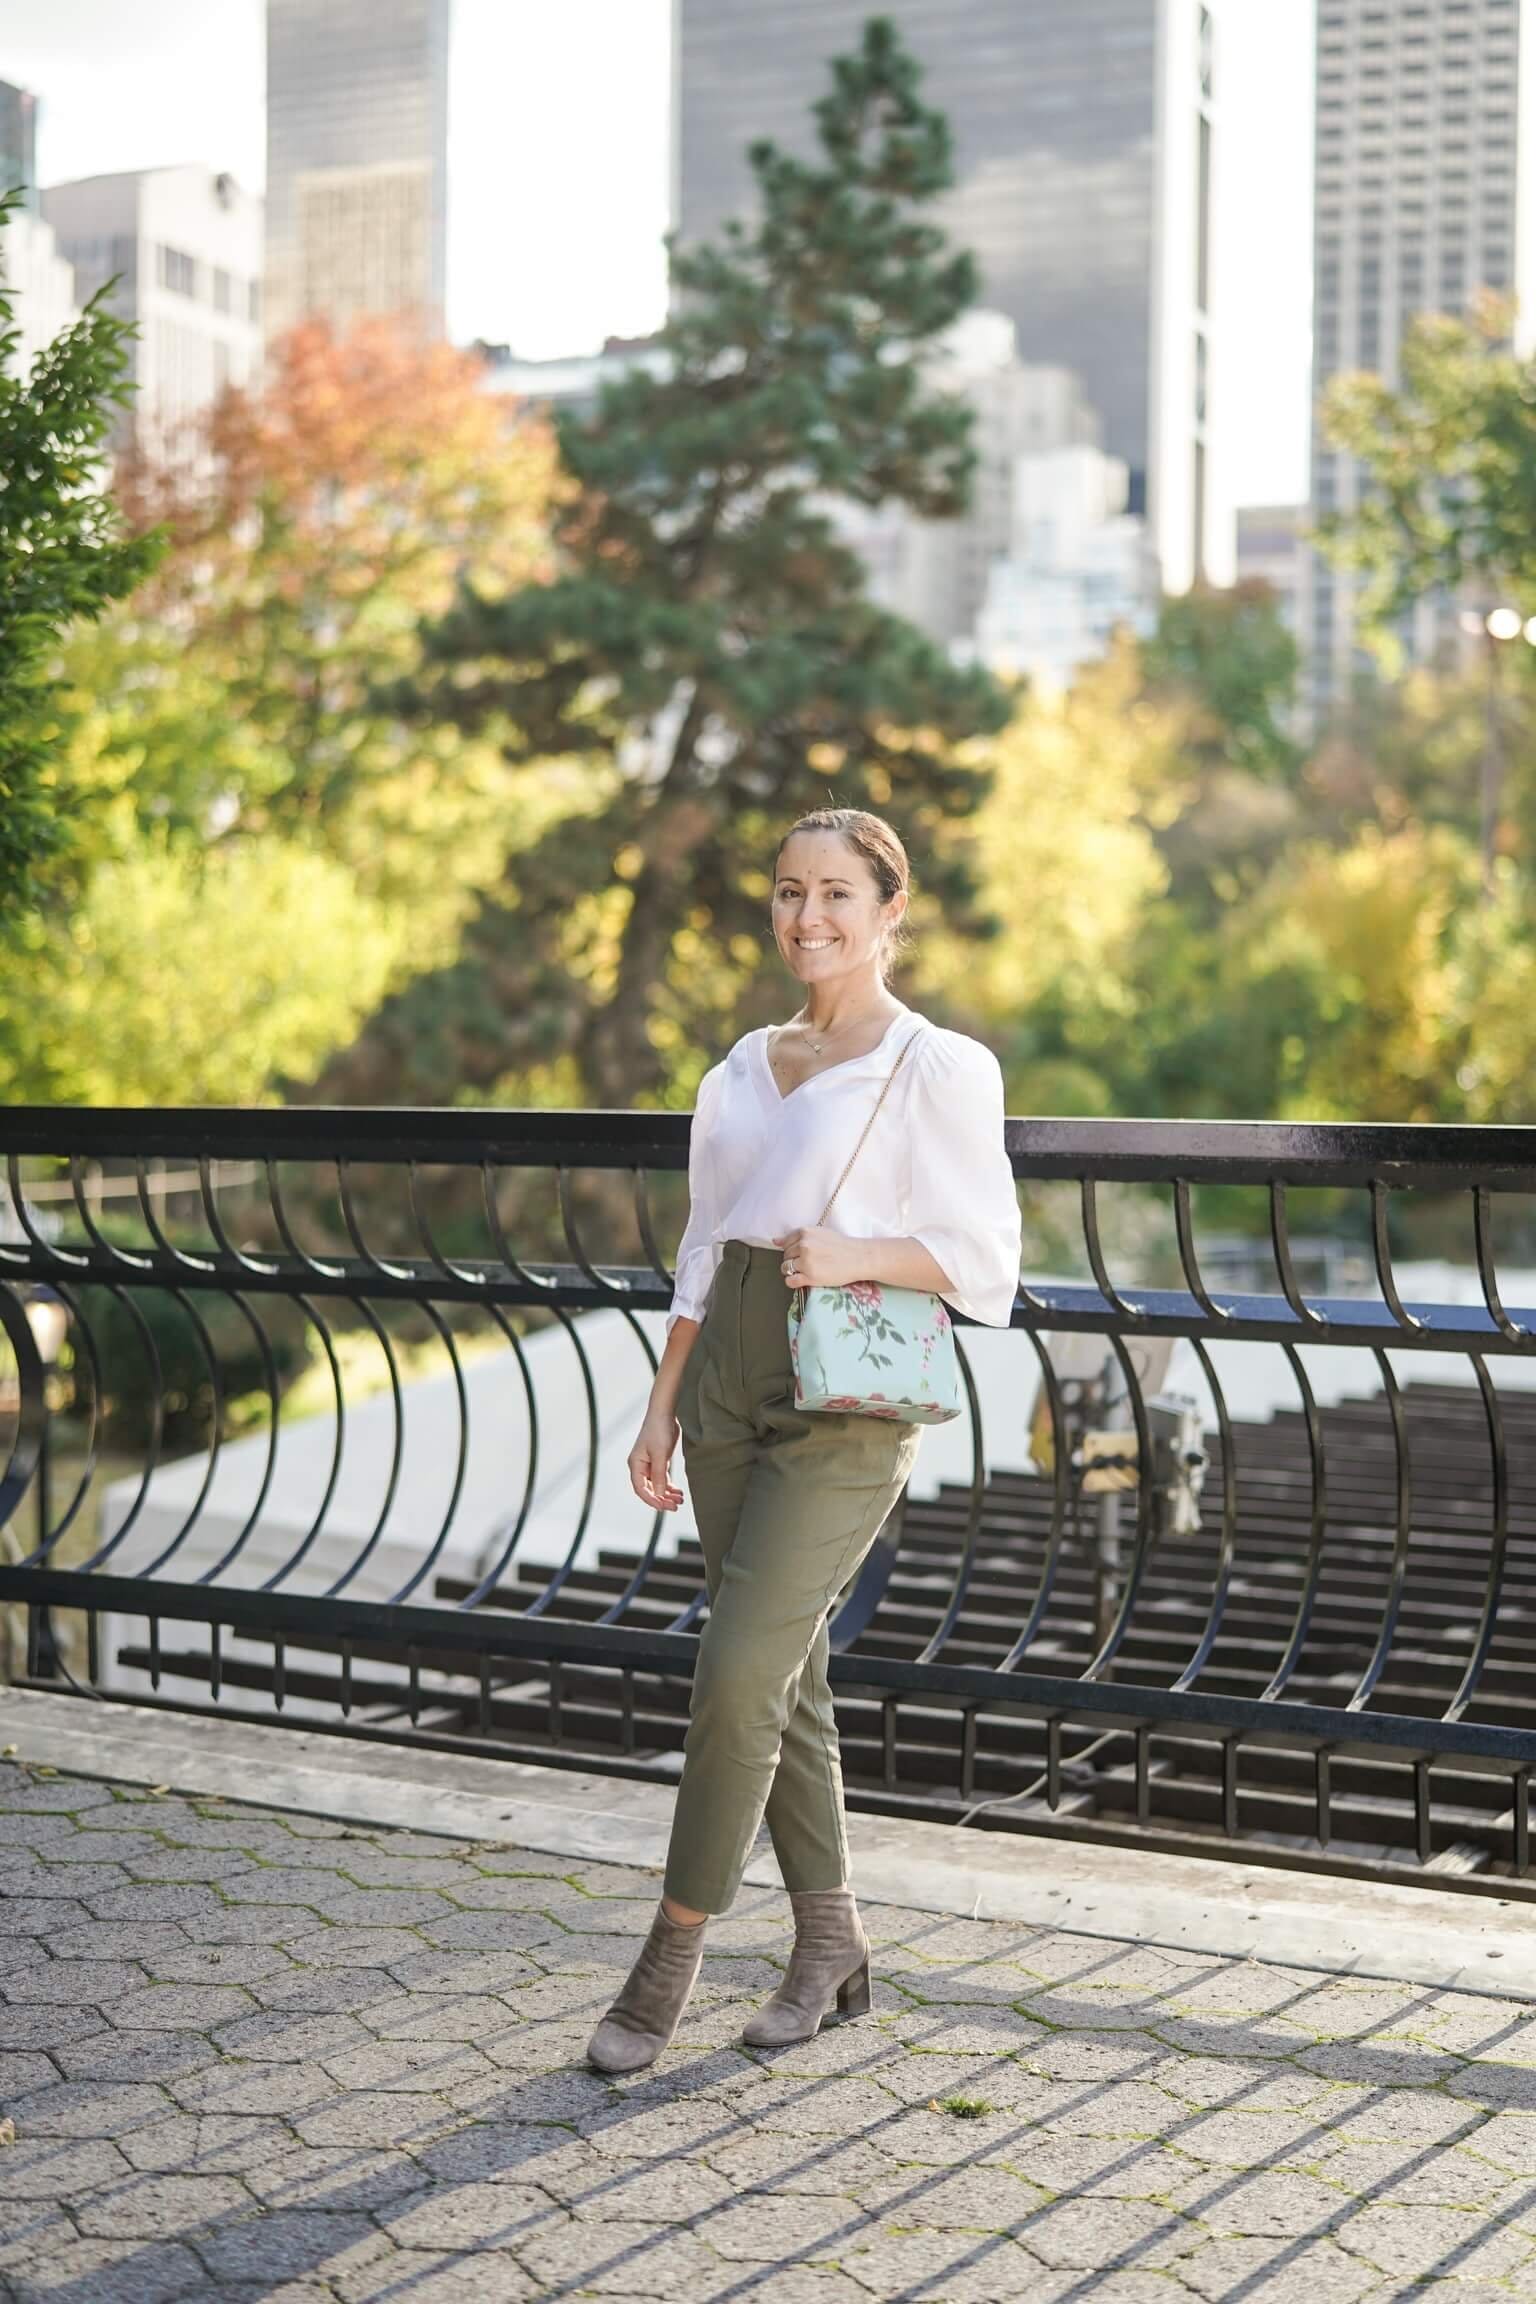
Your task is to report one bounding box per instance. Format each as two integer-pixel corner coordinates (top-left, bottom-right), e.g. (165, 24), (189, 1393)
(787, 1028), (963, 1425)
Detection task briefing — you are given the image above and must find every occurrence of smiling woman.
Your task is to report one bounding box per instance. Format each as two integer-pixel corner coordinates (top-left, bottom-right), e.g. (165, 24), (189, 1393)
(585, 804), (1021, 2077)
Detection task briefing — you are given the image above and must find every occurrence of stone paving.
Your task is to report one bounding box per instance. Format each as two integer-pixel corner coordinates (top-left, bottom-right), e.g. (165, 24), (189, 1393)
(5, 1763), (1536, 2300)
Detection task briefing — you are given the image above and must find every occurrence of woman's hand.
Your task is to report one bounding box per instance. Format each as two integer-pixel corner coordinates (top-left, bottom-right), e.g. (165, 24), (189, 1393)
(628, 1405), (684, 1513)
(771, 1226), (865, 1290)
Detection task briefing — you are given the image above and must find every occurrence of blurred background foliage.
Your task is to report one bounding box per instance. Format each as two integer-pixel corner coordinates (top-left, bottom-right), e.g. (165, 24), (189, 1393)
(7, 29), (1536, 1158)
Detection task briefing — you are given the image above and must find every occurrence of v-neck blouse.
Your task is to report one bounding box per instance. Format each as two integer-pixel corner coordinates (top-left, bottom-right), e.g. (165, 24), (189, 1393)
(666, 1010), (1022, 1335)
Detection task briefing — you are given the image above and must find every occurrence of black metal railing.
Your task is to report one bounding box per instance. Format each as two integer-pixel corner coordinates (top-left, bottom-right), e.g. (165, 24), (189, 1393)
(5, 1104), (1536, 1894)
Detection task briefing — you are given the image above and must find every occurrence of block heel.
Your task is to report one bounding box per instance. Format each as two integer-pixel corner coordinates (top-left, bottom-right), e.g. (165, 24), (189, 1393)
(834, 1955), (872, 2018)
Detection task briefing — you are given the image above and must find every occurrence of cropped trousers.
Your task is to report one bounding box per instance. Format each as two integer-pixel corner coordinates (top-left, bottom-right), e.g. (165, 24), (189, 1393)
(665, 1239), (921, 1915)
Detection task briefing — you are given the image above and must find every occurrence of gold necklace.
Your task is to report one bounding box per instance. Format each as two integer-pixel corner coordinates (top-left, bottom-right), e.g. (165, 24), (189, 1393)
(795, 1005), (891, 1056)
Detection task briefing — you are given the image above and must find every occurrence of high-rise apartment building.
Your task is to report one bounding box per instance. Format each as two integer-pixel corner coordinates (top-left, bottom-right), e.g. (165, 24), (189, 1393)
(1309, 0), (1533, 716)
(0, 79), (79, 377)
(44, 167), (262, 455)
(265, 0), (450, 340)
(672, 0), (1227, 594)
(0, 80), (38, 210)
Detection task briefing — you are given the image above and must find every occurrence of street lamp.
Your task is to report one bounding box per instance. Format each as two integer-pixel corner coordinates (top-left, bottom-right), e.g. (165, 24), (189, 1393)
(1470, 605), (1536, 899)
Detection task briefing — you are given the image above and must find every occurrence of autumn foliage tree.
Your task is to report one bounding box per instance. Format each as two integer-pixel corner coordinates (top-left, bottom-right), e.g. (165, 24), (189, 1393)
(0, 319), (564, 1104)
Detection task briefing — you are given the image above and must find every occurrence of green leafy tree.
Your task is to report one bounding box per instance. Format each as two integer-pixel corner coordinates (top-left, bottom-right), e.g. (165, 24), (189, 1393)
(377, 15), (1009, 1109)
(0, 188), (161, 911)
(1321, 299), (1536, 643)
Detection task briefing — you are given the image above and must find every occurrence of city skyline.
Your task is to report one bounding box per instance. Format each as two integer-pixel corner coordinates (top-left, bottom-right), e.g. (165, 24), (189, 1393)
(0, 0), (1309, 513)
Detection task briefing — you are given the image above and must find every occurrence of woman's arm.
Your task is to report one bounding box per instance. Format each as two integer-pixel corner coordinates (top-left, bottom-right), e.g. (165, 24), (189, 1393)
(771, 1227), (953, 1296)
(630, 1315), (701, 1513)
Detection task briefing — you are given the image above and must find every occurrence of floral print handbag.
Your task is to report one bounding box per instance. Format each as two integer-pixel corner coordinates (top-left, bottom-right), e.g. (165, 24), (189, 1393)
(787, 1030), (963, 1424)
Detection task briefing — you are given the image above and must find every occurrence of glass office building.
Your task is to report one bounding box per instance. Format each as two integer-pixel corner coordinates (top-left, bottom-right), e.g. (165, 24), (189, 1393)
(672, 0), (1222, 591)
(265, 0), (450, 339)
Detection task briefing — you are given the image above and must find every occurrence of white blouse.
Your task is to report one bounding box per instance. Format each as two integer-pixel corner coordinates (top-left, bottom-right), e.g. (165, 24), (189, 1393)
(666, 1009), (1022, 1335)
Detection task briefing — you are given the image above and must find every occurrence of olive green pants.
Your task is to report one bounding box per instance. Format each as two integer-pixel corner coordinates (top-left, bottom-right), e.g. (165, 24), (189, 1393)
(667, 1239), (921, 1915)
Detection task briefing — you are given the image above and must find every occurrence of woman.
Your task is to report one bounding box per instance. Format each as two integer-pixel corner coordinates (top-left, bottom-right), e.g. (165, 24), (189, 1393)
(586, 806), (1021, 2074)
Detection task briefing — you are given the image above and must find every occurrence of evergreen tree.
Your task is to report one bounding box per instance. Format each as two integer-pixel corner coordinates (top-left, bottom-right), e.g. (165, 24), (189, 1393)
(0, 189), (161, 913)
(370, 16), (1009, 1109)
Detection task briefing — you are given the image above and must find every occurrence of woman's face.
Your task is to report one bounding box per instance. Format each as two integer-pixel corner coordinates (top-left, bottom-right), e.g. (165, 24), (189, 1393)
(771, 830), (903, 988)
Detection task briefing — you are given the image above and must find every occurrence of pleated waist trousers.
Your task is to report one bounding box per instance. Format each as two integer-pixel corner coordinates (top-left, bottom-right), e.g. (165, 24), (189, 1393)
(665, 1239), (922, 1915)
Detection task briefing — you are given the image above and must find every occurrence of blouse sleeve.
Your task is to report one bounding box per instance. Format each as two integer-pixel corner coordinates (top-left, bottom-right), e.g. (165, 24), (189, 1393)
(665, 1059), (727, 1335)
(903, 1030), (1021, 1328)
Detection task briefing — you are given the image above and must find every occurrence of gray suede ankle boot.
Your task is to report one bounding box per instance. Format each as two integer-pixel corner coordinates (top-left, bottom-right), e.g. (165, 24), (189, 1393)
(586, 1903), (708, 2074)
(742, 1886), (871, 2048)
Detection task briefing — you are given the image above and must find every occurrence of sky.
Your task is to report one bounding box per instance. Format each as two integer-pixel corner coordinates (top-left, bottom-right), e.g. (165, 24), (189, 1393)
(0, 0), (1313, 510)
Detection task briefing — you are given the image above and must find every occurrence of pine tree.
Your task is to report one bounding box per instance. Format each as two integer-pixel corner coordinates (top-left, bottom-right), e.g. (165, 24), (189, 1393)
(374, 15), (1009, 1109)
(0, 189), (161, 913)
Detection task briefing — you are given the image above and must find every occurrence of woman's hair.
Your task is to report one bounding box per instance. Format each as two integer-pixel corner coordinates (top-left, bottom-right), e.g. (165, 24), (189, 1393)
(775, 807), (913, 981)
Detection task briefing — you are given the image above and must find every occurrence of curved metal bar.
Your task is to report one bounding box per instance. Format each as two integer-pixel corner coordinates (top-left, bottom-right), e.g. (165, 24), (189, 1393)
(259, 1295), (346, 1592)
(1080, 1178), (1145, 1320)
(1172, 1178), (1232, 1322)
(916, 1336), (986, 1664)
(7, 1155), (90, 1270)
(633, 1169), (676, 1288)
(14, 1281), (102, 1562)
(1370, 1179), (1426, 1334)
(267, 1160), (346, 1281)
(69, 1156), (154, 1271)
(73, 1284), (165, 1570)
(1270, 1180), (1329, 1332)
(1345, 1350), (1414, 1711)
(387, 1300), (472, 1605)
(1444, 1352), (1509, 1723)
(522, 1301), (601, 1619)
(194, 1292), (282, 1585)
(0, 1284), (44, 1532)
(135, 1156), (217, 1273)
(0, 1158), (31, 1271)
(457, 1306), (541, 1608)
(997, 1328), (1074, 1671)
(593, 1308), (677, 1624)
(1080, 1331), (1157, 1683)
(136, 1289), (228, 1580)
(481, 1159), (559, 1291)
(558, 1166), (637, 1302)
(199, 1156), (281, 1277)
(323, 1299), (406, 1598)
(1473, 1185), (1531, 1346)
(1170, 1338), (1238, 1692)
(408, 1162), (490, 1290)
(1258, 1343), (1329, 1702)
(336, 1158), (414, 1284)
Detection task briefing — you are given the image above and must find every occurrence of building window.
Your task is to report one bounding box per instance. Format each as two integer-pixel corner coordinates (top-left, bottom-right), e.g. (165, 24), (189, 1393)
(248, 277), (261, 326)
(1197, 112), (1212, 313)
(212, 267), (233, 315)
(158, 243), (197, 297)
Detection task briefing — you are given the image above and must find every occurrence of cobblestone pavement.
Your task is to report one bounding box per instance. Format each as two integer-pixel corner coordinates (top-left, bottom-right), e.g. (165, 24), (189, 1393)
(5, 1763), (1536, 2301)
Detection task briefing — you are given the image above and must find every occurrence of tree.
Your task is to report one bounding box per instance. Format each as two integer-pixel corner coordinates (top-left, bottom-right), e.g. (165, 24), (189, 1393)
(1320, 299), (1536, 644)
(917, 643), (1175, 1113)
(0, 318), (566, 1102)
(0, 188), (161, 911)
(382, 16), (1009, 1109)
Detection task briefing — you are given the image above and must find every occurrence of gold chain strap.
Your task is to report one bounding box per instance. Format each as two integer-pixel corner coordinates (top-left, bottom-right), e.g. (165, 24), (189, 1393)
(812, 1024), (923, 1232)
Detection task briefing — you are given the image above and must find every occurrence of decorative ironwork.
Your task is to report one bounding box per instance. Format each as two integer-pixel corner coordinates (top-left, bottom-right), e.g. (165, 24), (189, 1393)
(4, 1105), (1536, 1895)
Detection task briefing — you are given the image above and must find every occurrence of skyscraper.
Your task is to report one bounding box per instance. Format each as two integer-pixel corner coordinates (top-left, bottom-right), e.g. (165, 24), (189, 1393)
(0, 80), (38, 211)
(671, 0), (1226, 594)
(265, 0), (450, 341)
(1308, 0), (1532, 717)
